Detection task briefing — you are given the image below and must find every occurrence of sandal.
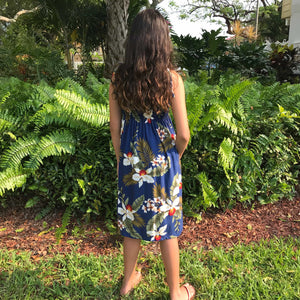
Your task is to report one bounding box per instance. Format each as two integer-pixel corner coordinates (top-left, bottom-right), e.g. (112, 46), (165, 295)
(182, 283), (196, 300)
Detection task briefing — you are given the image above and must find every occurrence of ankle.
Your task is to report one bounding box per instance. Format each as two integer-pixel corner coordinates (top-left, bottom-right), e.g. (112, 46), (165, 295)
(169, 287), (181, 300)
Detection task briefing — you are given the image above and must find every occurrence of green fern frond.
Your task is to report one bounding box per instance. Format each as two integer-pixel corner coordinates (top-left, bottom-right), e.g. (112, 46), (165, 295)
(214, 105), (239, 134)
(85, 73), (109, 104)
(30, 103), (87, 130)
(35, 84), (56, 103)
(56, 77), (91, 100)
(224, 80), (252, 111)
(0, 110), (20, 133)
(55, 90), (109, 127)
(251, 134), (270, 154)
(218, 138), (235, 170)
(55, 206), (72, 243)
(78, 103), (109, 126)
(218, 138), (236, 183)
(185, 83), (205, 135)
(25, 130), (76, 170)
(0, 168), (29, 196)
(0, 92), (10, 106)
(197, 172), (219, 209)
(0, 137), (39, 169)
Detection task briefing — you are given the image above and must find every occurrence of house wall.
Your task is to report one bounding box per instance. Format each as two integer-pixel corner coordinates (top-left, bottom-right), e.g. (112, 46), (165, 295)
(282, 0), (292, 18)
(288, 0), (300, 48)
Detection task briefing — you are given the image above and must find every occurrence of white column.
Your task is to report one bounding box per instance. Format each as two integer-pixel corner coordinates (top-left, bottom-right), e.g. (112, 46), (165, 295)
(289, 0), (300, 47)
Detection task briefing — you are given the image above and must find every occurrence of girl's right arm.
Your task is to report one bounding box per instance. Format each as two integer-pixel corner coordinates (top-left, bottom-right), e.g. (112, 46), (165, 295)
(171, 72), (190, 158)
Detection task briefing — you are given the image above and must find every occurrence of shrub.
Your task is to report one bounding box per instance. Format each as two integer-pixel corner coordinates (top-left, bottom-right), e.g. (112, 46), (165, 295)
(183, 74), (300, 215)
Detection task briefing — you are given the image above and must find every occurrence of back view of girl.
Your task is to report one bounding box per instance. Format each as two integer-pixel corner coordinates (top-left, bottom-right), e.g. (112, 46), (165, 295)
(109, 9), (195, 300)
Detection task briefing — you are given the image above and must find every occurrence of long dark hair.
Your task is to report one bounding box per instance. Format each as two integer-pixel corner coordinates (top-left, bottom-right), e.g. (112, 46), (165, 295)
(113, 9), (174, 114)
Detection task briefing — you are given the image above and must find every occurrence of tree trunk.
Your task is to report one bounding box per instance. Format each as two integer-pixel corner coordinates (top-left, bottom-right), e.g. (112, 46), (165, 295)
(104, 0), (130, 79)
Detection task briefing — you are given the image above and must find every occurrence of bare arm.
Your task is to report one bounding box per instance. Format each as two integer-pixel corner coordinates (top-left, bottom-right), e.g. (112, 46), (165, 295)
(109, 83), (122, 166)
(171, 72), (190, 158)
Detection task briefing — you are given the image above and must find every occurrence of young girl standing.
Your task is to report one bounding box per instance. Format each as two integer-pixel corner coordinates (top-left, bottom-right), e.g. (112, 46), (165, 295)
(109, 9), (195, 300)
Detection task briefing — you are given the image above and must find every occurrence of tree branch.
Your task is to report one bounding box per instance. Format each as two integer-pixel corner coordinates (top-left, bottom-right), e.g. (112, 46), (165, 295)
(0, 6), (41, 23)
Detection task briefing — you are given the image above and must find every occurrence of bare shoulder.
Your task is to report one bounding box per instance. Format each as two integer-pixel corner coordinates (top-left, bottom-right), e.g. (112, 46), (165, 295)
(170, 70), (184, 90)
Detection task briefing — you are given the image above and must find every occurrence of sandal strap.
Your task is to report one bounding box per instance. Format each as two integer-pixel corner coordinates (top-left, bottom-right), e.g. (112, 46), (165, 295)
(183, 284), (190, 300)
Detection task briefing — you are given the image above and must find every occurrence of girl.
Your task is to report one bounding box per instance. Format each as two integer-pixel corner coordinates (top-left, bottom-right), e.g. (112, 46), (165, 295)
(109, 9), (195, 300)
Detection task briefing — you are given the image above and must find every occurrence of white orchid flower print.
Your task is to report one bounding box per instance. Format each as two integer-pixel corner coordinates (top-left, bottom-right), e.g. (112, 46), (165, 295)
(147, 224), (168, 241)
(118, 202), (136, 222)
(132, 167), (154, 187)
(123, 152), (139, 166)
(143, 111), (154, 123)
(172, 174), (182, 196)
(160, 197), (180, 216)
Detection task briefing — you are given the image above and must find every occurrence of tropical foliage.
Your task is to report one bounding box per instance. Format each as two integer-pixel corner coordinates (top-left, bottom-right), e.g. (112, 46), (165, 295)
(0, 74), (115, 223)
(1, 73), (300, 222)
(183, 74), (300, 215)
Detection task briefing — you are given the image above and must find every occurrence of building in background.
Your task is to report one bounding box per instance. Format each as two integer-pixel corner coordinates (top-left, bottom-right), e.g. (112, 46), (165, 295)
(282, 0), (300, 48)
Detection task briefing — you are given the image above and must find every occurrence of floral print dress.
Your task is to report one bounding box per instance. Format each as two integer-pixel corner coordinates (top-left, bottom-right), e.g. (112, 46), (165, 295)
(117, 110), (183, 241)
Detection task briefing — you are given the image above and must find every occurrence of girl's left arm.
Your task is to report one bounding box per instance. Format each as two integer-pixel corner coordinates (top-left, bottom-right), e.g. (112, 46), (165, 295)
(109, 83), (122, 166)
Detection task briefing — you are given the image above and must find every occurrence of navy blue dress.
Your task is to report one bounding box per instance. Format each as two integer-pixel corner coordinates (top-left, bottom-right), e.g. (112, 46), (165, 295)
(117, 109), (183, 241)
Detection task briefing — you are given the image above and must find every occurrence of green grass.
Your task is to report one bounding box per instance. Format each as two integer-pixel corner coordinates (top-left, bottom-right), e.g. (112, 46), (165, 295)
(0, 237), (299, 299)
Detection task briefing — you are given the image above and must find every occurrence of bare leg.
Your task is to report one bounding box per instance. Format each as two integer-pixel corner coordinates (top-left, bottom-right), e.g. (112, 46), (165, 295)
(120, 237), (142, 296)
(160, 238), (195, 300)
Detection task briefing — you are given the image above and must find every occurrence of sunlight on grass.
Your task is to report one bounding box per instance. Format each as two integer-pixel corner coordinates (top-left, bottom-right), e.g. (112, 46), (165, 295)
(0, 237), (299, 299)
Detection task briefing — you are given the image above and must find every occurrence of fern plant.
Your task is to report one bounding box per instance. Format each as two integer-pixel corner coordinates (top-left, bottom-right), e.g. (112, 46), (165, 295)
(0, 75), (112, 224)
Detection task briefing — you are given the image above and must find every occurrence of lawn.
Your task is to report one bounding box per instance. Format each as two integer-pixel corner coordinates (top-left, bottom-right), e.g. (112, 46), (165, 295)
(0, 237), (299, 299)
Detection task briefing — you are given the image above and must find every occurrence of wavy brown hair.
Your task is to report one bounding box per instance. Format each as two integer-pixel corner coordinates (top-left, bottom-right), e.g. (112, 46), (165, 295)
(113, 9), (174, 114)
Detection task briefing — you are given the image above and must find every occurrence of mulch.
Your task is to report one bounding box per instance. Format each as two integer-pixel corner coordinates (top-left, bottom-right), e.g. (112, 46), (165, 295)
(0, 197), (300, 259)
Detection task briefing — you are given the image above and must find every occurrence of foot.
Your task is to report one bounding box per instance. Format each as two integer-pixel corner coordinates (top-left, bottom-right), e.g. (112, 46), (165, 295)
(182, 283), (196, 300)
(171, 284), (196, 300)
(120, 271), (142, 296)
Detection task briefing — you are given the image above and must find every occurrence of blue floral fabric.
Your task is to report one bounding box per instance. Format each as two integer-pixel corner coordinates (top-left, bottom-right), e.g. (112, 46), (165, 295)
(117, 110), (183, 241)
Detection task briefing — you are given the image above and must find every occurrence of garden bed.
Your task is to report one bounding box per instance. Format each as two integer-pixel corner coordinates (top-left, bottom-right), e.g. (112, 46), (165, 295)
(0, 197), (299, 258)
